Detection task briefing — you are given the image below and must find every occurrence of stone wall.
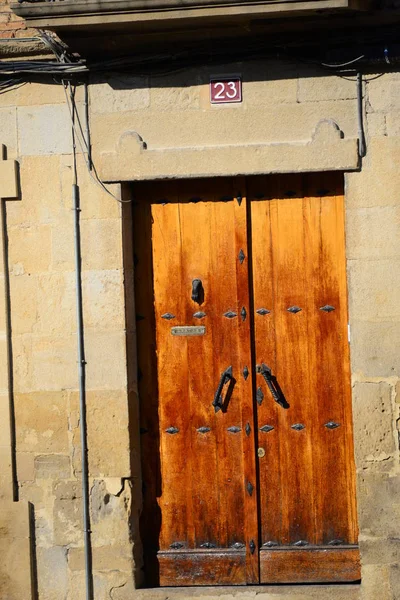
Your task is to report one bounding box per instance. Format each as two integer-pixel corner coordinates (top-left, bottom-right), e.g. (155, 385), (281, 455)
(0, 60), (399, 599)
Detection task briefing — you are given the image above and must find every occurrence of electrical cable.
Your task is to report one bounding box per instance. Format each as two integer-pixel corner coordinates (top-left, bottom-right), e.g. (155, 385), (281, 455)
(62, 82), (130, 203)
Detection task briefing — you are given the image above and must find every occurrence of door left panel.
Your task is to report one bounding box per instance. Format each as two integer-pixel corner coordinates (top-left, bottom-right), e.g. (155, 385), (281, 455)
(133, 179), (258, 586)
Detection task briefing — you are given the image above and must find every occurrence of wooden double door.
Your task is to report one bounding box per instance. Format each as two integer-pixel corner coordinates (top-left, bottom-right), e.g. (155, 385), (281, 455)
(133, 173), (360, 587)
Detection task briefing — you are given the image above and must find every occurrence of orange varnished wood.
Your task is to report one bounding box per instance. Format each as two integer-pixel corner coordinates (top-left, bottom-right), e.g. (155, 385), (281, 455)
(250, 173), (359, 576)
(134, 173), (359, 587)
(260, 547), (361, 583)
(158, 550), (246, 586)
(134, 179), (258, 586)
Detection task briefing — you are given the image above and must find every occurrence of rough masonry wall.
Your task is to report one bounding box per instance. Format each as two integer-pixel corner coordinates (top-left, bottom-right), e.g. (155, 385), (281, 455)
(0, 82), (138, 600)
(0, 57), (399, 600)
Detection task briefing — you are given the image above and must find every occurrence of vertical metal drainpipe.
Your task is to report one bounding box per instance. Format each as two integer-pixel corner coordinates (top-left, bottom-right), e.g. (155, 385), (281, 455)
(70, 83), (93, 600)
(357, 72), (366, 158)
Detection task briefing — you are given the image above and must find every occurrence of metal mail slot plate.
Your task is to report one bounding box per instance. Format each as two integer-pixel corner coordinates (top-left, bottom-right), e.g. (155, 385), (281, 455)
(171, 326), (206, 336)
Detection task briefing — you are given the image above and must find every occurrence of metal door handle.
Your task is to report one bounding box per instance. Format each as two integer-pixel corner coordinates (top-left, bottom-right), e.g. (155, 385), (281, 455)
(259, 363), (286, 408)
(212, 366), (233, 412)
(191, 279), (204, 304)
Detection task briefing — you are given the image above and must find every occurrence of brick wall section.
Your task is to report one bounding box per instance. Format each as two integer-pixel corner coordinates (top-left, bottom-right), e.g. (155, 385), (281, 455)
(0, 0), (30, 39)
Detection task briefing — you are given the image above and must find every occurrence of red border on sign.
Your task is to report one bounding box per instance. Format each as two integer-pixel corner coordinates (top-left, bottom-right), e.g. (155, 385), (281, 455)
(210, 77), (242, 104)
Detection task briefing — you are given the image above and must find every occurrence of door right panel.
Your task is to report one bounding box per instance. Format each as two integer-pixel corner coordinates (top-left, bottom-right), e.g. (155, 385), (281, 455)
(249, 173), (360, 583)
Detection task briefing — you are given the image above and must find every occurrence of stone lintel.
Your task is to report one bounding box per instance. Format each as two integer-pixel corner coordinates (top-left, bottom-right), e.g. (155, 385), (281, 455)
(99, 120), (360, 182)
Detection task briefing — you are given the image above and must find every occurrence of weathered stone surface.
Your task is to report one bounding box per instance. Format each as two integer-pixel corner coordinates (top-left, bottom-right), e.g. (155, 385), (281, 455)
(346, 138), (400, 209)
(37, 546), (68, 600)
(359, 536), (400, 565)
(6, 155), (63, 227)
(0, 501), (32, 600)
(8, 224), (52, 275)
(59, 154), (121, 222)
(350, 321), (400, 378)
(82, 270), (125, 332)
(18, 104), (73, 156)
(357, 473), (400, 538)
(91, 98), (358, 158)
(80, 218), (123, 271)
(9, 274), (38, 334)
(366, 112), (386, 138)
(152, 70), (201, 111)
(0, 107), (17, 157)
(35, 454), (70, 479)
(15, 392), (69, 452)
(352, 382), (397, 467)
(90, 75), (150, 113)
(53, 495), (83, 546)
(346, 206), (400, 260)
(360, 564), (393, 600)
(298, 74), (357, 103)
(348, 259), (400, 321)
(36, 272), (76, 334)
(90, 479), (132, 547)
(13, 334), (77, 393)
(68, 545), (133, 571)
(84, 332), (127, 391)
(16, 451), (35, 481)
(368, 75), (400, 112)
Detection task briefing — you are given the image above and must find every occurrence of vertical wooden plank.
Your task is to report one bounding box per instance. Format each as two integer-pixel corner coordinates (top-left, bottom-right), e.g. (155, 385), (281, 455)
(304, 173), (358, 546)
(248, 176), (282, 549)
(151, 186), (195, 553)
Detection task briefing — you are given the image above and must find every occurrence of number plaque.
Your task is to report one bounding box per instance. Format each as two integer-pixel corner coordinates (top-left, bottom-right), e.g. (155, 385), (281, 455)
(210, 77), (242, 104)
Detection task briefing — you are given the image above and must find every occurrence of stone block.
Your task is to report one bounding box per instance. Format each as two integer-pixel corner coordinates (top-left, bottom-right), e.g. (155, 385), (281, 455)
(152, 76), (201, 111)
(82, 270), (125, 332)
(90, 479), (132, 547)
(359, 536), (400, 565)
(36, 272), (76, 335)
(298, 74), (357, 103)
(8, 224), (52, 275)
(357, 473), (400, 538)
(348, 259), (400, 321)
(9, 274), (38, 334)
(390, 564), (400, 600)
(36, 546), (68, 600)
(346, 138), (400, 209)
(13, 334), (78, 393)
(385, 110), (400, 137)
(86, 390), (130, 477)
(366, 112), (386, 138)
(360, 564), (392, 600)
(0, 393), (11, 446)
(16, 452), (35, 481)
(53, 496), (83, 546)
(350, 321), (400, 378)
(0, 342), (8, 394)
(0, 446), (13, 502)
(18, 104), (74, 156)
(80, 218), (123, 271)
(90, 75), (150, 113)
(68, 545), (133, 572)
(91, 98), (358, 159)
(352, 382), (397, 467)
(6, 155), (63, 227)
(346, 206), (400, 260)
(84, 332), (127, 391)
(59, 154), (121, 221)
(35, 454), (70, 479)
(0, 501), (32, 600)
(15, 391), (69, 452)
(368, 76), (400, 112)
(0, 107), (17, 157)
(16, 81), (73, 106)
